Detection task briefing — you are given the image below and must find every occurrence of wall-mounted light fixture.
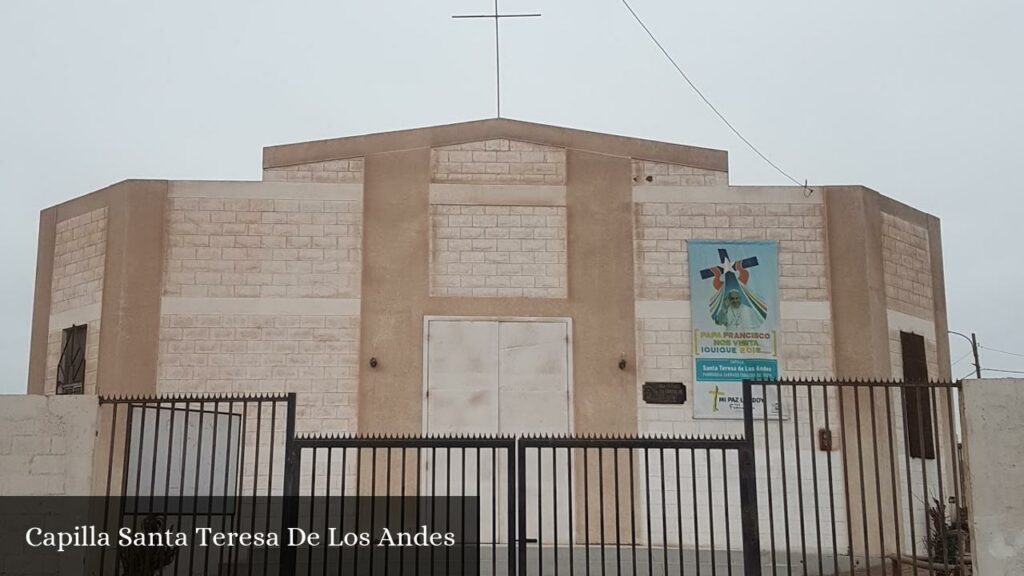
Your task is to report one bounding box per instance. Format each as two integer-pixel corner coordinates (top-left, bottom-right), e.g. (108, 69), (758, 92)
(369, 357), (379, 369)
(618, 357), (628, 370)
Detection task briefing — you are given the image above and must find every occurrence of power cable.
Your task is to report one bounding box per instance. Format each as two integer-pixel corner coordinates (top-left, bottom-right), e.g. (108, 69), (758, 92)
(982, 368), (1024, 375)
(950, 350), (973, 367)
(979, 345), (1024, 360)
(620, 0), (812, 195)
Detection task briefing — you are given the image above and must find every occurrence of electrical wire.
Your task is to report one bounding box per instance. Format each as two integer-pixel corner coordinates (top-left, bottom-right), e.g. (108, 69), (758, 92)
(983, 368), (1024, 375)
(950, 350), (973, 367)
(980, 345), (1024, 360)
(957, 368), (978, 381)
(620, 0), (812, 194)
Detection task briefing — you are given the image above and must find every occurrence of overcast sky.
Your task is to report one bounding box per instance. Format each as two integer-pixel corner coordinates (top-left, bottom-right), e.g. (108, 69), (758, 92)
(1, 0), (1021, 394)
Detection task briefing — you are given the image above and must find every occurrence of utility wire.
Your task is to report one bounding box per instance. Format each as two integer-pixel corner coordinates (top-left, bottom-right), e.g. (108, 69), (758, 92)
(957, 368), (978, 381)
(979, 345), (1024, 360)
(620, 0), (811, 193)
(950, 349), (973, 367)
(982, 368), (1024, 375)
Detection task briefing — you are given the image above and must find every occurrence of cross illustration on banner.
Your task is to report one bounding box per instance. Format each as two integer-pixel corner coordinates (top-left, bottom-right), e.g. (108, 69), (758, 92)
(453, 1), (542, 118)
(699, 248), (760, 284)
(709, 385), (727, 412)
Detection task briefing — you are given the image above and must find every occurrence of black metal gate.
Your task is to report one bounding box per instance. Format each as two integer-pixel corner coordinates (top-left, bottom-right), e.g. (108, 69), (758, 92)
(279, 434), (758, 576)
(516, 435), (760, 576)
(743, 379), (969, 576)
(93, 381), (968, 576)
(94, 393), (293, 576)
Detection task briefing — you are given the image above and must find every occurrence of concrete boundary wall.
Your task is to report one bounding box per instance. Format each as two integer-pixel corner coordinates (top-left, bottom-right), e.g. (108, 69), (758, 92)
(0, 395), (99, 496)
(963, 378), (1024, 575)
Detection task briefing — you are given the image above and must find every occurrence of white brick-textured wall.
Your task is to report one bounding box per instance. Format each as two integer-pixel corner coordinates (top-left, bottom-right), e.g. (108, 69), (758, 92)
(45, 208), (107, 395)
(632, 159), (727, 187)
(882, 213), (933, 319)
(44, 321), (101, 396)
(263, 158), (364, 183)
(157, 313), (359, 435)
(50, 208), (107, 314)
(0, 395), (98, 496)
(637, 316), (834, 436)
(432, 139), (565, 185)
(429, 205), (567, 298)
(636, 313), (843, 551)
(163, 196), (361, 298)
(634, 202), (827, 301)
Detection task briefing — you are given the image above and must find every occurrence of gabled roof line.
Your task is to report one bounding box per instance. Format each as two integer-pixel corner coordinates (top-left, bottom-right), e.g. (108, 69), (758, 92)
(262, 117), (729, 173)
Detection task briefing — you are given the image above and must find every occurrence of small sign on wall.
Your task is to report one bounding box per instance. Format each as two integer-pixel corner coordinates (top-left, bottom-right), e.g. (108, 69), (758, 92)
(642, 382), (687, 405)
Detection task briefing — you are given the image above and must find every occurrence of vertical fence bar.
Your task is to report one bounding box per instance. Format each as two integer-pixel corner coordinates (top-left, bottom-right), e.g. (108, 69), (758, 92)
(883, 387), (904, 572)
(852, 386), (873, 575)
(837, 384), (856, 575)
(265, 401), (279, 576)
(913, 387), (935, 576)
(584, 447), (591, 576)
(806, 385), (824, 576)
(219, 401), (234, 573)
(187, 403), (204, 574)
(928, 386), (950, 571)
(721, 449), (733, 576)
(867, 386), (888, 576)
(204, 400), (220, 574)
(706, 449), (717, 576)
(645, 448), (654, 576)
(741, 382), (762, 576)
(821, 385), (840, 576)
(538, 446), (544, 576)
(661, 448), (670, 576)
(518, 440), (527, 576)
(629, 448), (637, 576)
(691, 446), (701, 576)
(567, 446), (575, 576)
(279, 394), (299, 576)
(492, 446), (497, 576)
(675, 449), (685, 576)
(599, 447), (607, 576)
(553, 446), (560, 576)
(98, 402), (119, 576)
(774, 381), (792, 576)
(323, 447), (332, 576)
(898, 385), (920, 576)
(614, 447), (622, 576)
(790, 386), (808, 574)
(943, 384), (967, 575)
(758, 382), (776, 576)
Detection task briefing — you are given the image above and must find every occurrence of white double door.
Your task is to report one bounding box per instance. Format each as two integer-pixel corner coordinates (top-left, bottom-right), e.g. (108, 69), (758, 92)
(424, 319), (572, 544)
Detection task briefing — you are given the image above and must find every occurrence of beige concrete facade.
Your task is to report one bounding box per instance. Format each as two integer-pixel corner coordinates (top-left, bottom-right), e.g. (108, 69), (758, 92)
(27, 119), (952, 554)
(962, 378), (1024, 575)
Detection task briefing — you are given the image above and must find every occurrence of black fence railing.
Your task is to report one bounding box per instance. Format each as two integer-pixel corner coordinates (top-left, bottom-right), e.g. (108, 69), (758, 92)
(517, 435), (760, 576)
(286, 435), (517, 575)
(95, 393), (292, 576)
(90, 382), (969, 576)
(743, 379), (969, 576)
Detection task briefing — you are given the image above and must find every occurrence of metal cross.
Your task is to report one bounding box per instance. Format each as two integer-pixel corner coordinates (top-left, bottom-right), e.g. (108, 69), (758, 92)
(453, 1), (541, 117)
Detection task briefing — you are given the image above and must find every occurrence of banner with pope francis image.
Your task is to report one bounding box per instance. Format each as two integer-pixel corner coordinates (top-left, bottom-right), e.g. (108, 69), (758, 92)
(688, 240), (781, 419)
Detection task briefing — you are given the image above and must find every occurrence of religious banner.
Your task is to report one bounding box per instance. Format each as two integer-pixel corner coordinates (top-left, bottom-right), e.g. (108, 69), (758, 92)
(688, 240), (781, 419)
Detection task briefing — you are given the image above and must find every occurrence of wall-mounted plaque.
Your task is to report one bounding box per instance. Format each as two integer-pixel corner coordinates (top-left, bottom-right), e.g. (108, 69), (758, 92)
(642, 382), (686, 405)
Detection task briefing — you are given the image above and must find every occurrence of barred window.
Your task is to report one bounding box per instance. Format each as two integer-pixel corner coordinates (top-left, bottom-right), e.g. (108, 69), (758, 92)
(56, 324), (87, 395)
(900, 331), (935, 459)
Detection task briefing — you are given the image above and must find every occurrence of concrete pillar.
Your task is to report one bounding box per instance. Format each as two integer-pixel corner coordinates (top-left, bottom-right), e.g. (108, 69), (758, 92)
(962, 378), (1024, 575)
